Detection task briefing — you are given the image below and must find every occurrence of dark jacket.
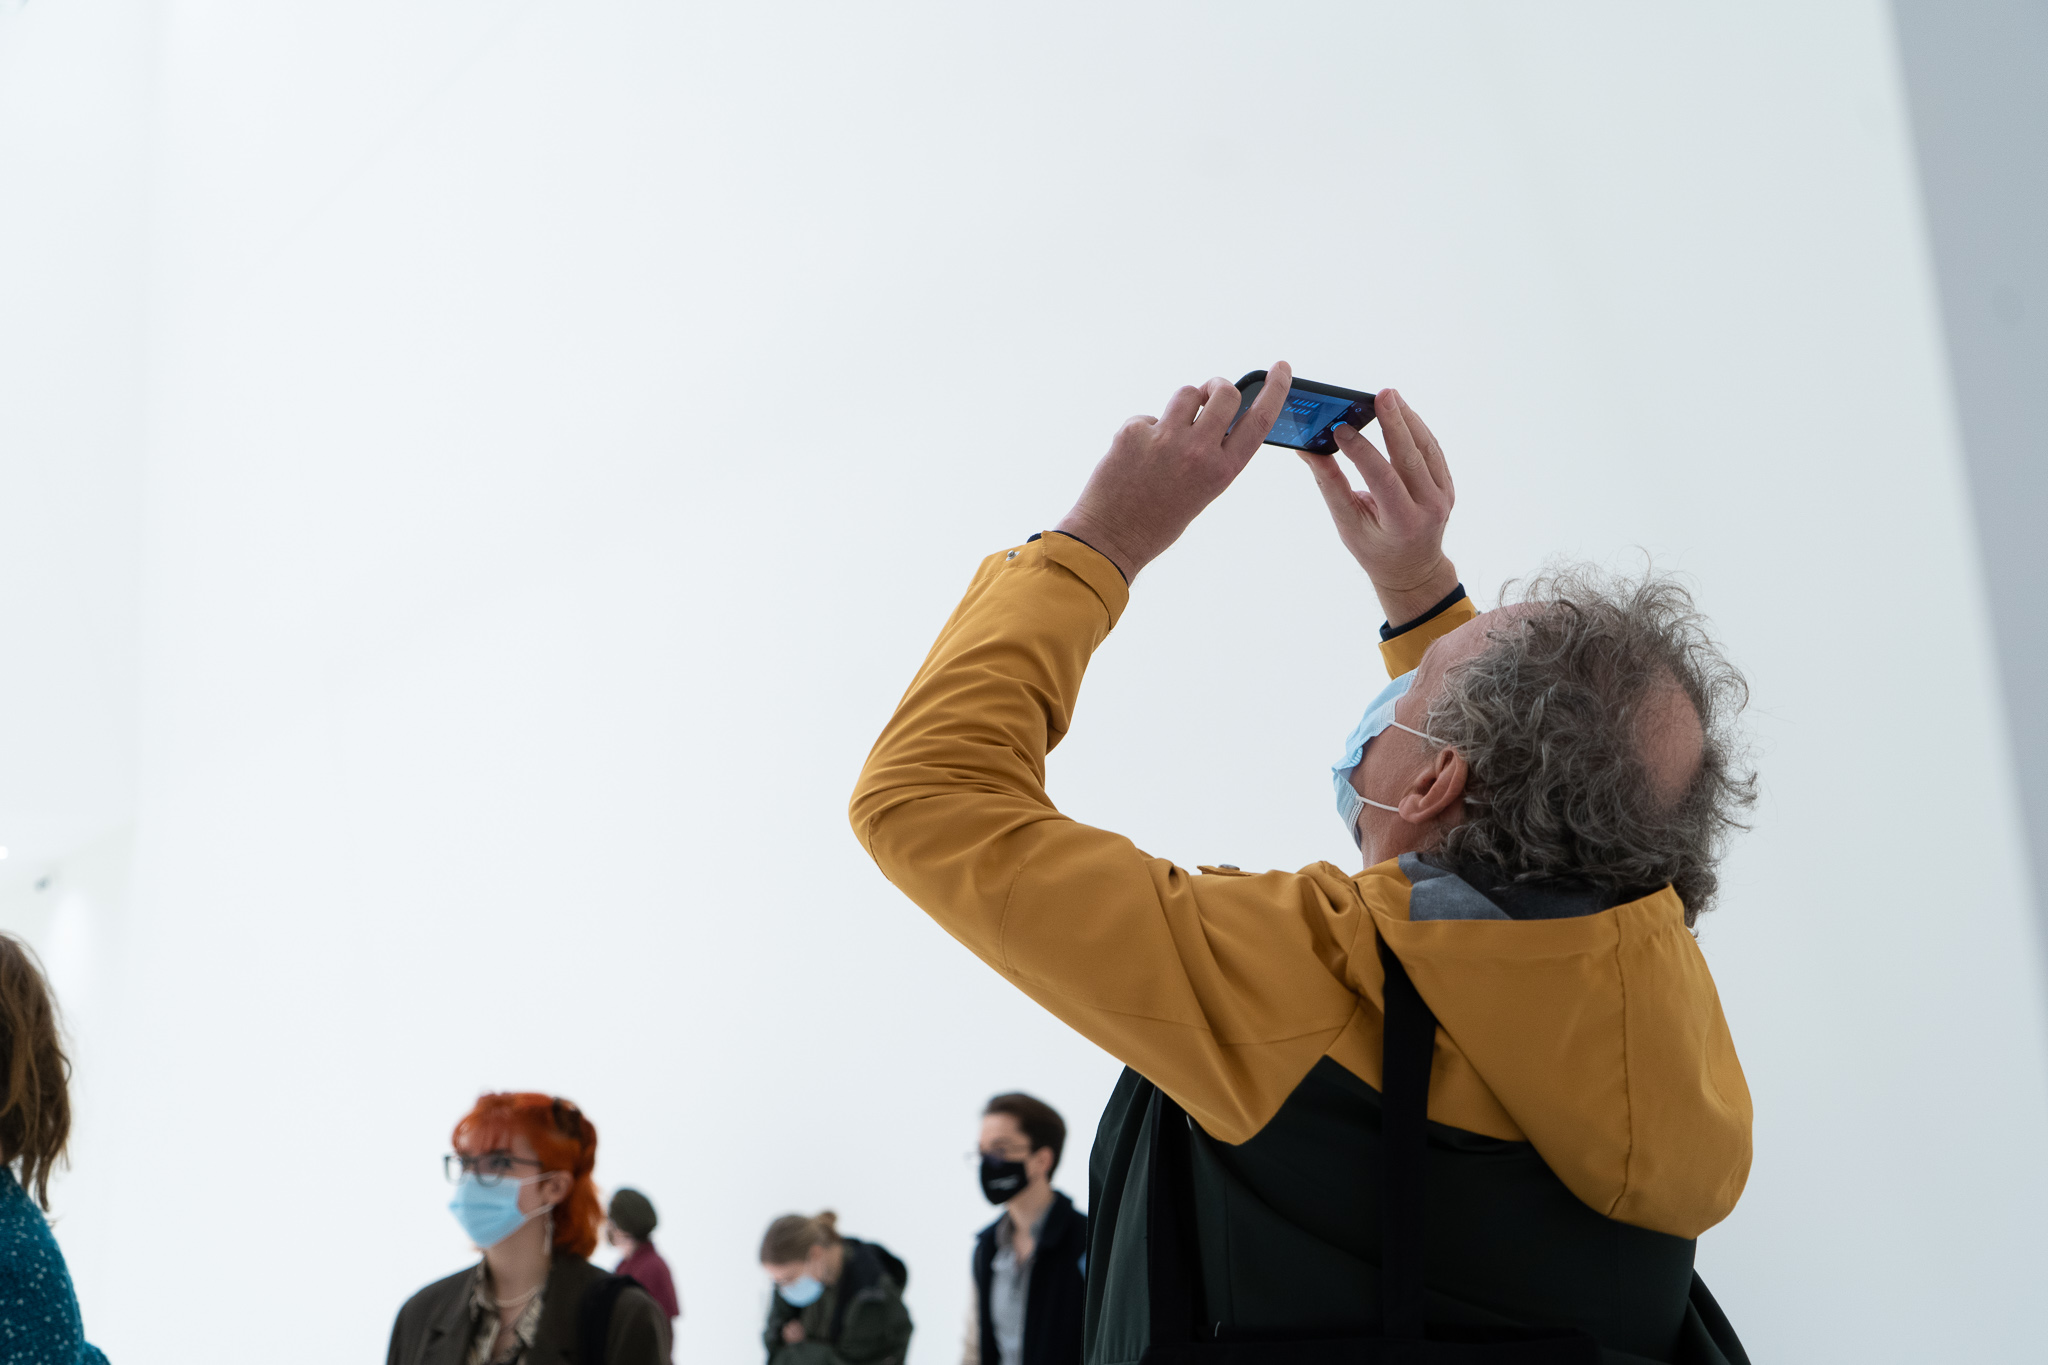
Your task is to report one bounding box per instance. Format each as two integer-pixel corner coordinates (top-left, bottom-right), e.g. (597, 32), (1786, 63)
(0, 1170), (109, 1365)
(387, 1250), (671, 1365)
(1087, 1055), (1747, 1365)
(972, 1191), (1088, 1365)
(763, 1238), (913, 1365)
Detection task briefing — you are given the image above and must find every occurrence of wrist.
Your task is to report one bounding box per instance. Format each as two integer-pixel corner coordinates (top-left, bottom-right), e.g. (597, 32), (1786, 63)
(1373, 555), (1460, 628)
(1053, 510), (1144, 582)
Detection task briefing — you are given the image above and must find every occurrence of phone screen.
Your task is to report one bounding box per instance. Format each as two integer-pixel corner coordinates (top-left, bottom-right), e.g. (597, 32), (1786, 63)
(1231, 375), (1372, 452)
(1267, 390), (1367, 449)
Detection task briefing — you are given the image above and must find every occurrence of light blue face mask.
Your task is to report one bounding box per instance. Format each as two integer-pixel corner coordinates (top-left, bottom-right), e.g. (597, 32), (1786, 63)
(448, 1172), (552, 1249)
(1332, 669), (1445, 848)
(779, 1275), (825, 1307)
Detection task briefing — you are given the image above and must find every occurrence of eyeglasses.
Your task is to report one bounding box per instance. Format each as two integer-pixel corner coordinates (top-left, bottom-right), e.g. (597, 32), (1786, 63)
(445, 1151), (546, 1186)
(965, 1145), (1036, 1165)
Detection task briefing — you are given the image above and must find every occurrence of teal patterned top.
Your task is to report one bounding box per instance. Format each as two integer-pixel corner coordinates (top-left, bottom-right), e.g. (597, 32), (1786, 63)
(0, 1167), (108, 1364)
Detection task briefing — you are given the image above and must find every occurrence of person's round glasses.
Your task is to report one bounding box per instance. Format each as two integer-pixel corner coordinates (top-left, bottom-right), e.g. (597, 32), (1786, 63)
(445, 1151), (545, 1186)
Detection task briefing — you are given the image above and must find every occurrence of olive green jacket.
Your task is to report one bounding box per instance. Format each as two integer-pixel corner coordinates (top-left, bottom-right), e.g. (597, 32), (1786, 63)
(763, 1239), (913, 1365)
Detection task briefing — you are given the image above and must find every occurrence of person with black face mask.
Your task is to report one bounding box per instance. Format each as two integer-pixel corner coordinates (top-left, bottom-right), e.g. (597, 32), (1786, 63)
(961, 1094), (1086, 1365)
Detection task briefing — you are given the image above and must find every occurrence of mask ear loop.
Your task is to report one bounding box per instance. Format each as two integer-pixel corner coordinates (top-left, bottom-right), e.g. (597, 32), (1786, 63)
(518, 1176), (561, 1247)
(1350, 723), (1451, 822)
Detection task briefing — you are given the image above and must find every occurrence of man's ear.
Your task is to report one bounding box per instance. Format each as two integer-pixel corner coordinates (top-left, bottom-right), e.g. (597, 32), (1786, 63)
(1396, 747), (1468, 826)
(1028, 1146), (1056, 1184)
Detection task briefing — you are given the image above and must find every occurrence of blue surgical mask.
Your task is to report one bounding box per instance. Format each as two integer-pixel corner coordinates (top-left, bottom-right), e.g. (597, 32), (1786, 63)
(1332, 669), (1445, 848)
(448, 1172), (552, 1249)
(779, 1275), (824, 1307)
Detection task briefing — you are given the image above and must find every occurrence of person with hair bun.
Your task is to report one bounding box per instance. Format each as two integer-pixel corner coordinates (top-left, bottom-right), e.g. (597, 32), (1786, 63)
(758, 1210), (912, 1365)
(387, 1092), (670, 1365)
(0, 932), (109, 1365)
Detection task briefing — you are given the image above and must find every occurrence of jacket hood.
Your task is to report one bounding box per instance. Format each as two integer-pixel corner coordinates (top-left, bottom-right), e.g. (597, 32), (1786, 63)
(1350, 853), (1752, 1237)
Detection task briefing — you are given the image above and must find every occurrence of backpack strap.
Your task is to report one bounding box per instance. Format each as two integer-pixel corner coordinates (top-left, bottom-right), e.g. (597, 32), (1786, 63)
(575, 1273), (638, 1365)
(1376, 937), (1438, 1344)
(1140, 941), (1439, 1348)
(1144, 1084), (1206, 1346)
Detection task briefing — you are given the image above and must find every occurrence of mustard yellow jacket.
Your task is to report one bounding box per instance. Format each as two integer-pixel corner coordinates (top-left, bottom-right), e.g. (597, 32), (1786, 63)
(850, 533), (1750, 1241)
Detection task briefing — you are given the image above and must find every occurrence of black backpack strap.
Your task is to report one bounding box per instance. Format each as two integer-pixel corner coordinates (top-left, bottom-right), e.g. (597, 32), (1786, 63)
(1377, 937), (1438, 1344)
(1144, 1084), (1207, 1348)
(575, 1273), (637, 1365)
(1139, 947), (1435, 1352)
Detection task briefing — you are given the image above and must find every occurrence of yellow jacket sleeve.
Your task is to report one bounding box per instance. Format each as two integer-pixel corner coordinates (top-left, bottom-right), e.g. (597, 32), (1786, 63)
(849, 534), (1371, 1143)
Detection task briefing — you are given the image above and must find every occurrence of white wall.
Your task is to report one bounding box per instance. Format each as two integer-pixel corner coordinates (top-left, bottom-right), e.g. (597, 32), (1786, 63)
(1892, 0), (2048, 945)
(2, 3), (2043, 1362)
(0, 0), (150, 882)
(0, 0), (153, 1338)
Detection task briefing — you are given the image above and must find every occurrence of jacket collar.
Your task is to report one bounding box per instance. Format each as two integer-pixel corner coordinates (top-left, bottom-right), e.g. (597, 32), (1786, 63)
(1039, 1190), (1084, 1253)
(529, 1251), (605, 1362)
(418, 1265), (483, 1365)
(979, 1188), (1083, 1250)
(1401, 851), (1664, 922)
(836, 1239), (883, 1299)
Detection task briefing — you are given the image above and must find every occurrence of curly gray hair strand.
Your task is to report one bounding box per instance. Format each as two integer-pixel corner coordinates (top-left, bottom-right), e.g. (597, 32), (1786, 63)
(1422, 565), (1757, 926)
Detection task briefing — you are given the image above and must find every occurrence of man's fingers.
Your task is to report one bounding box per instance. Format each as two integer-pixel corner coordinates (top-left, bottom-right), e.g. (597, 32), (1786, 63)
(1400, 398), (1454, 496)
(1332, 422), (1406, 511)
(1299, 448), (1381, 517)
(1298, 451), (1383, 534)
(1220, 360), (1293, 459)
(1159, 384), (1205, 429)
(1295, 450), (1352, 507)
(1189, 375), (1242, 447)
(1377, 388), (1434, 502)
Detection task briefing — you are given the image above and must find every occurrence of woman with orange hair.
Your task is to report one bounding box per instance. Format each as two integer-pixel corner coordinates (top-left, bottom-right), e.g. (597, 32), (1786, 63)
(386, 1092), (670, 1365)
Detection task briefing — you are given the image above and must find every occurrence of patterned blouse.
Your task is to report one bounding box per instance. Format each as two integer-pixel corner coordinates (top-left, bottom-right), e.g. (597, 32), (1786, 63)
(0, 1167), (109, 1364)
(464, 1263), (546, 1365)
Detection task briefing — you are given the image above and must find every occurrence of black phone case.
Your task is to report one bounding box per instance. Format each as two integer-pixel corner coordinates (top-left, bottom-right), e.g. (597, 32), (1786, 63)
(1231, 370), (1377, 454)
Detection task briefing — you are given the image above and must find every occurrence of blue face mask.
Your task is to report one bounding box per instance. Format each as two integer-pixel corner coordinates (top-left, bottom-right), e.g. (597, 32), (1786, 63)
(448, 1172), (552, 1249)
(779, 1275), (824, 1307)
(1332, 669), (1445, 848)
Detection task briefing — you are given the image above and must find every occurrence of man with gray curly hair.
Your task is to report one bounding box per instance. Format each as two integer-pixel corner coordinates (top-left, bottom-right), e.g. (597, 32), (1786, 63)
(1337, 567), (1756, 931)
(853, 365), (1755, 1364)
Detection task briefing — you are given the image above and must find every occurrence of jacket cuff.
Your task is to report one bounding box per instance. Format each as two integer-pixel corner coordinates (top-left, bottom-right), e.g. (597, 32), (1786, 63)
(1378, 594), (1479, 676)
(1380, 583), (1469, 641)
(1030, 531), (1131, 628)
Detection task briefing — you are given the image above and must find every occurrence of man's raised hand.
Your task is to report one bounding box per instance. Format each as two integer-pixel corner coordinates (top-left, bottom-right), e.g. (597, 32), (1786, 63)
(1053, 362), (1294, 582)
(1298, 388), (1460, 626)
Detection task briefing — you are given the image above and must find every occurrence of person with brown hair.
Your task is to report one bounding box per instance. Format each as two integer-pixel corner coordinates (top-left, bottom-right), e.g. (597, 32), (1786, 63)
(0, 931), (108, 1365)
(962, 1093), (1086, 1365)
(386, 1092), (670, 1365)
(758, 1210), (912, 1365)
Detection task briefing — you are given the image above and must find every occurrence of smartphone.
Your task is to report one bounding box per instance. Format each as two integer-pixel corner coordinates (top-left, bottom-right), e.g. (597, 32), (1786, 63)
(1229, 371), (1376, 454)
